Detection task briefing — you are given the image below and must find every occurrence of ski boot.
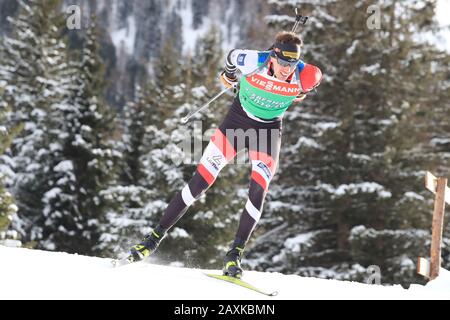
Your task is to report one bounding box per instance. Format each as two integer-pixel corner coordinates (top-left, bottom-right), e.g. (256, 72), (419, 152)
(223, 242), (245, 279)
(128, 227), (165, 263)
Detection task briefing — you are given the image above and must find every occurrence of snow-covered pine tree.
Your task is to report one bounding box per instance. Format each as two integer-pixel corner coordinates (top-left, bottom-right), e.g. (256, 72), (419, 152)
(42, 16), (120, 255)
(120, 86), (149, 185)
(0, 181), (16, 234)
(0, 0), (73, 247)
(0, 81), (20, 192)
(97, 84), (155, 256)
(97, 38), (188, 259)
(249, 0), (450, 286)
(0, 84), (19, 243)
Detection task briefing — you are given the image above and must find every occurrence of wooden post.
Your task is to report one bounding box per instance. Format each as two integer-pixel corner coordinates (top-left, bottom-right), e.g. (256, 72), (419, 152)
(429, 177), (447, 279)
(418, 172), (449, 279)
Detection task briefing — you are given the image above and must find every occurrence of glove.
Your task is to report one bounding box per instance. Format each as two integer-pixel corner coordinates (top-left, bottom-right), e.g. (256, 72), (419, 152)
(220, 71), (238, 89)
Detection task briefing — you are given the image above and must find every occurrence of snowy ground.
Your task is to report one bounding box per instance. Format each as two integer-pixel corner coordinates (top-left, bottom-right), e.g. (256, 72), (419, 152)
(0, 246), (448, 300)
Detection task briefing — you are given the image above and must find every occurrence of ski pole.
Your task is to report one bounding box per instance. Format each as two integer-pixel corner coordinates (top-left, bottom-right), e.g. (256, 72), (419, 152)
(181, 85), (236, 124)
(292, 8), (308, 33)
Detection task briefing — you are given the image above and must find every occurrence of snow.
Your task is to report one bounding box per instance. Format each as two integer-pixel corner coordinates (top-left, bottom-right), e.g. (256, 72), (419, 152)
(176, 0), (215, 55)
(415, 0), (450, 53)
(435, 0), (450, 52)
(8, 203), (18, 213)
(54, 160), (73, 172)
(175, 0), (239, 55)
(360, 63), (382, 75)
(315, 121), (341, 131)
(321, 182), (392, 199)
(347, 153), (372, 162)
(346, 40), (359, 56)
(404, 191), (425, 201)
(0, 246), (449, 299)
(43, 188), (62, 203)
(178, 0), (224, 56)
(170, 227), (190, 239)
(294, 137), (322, 149)
(431, 138), (450, 146)
(111, 16), (137, 56)
(283, 232), (316, 253)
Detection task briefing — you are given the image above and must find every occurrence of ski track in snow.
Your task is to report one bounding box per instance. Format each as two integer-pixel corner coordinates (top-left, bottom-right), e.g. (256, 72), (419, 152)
(0, 246), (449, 299)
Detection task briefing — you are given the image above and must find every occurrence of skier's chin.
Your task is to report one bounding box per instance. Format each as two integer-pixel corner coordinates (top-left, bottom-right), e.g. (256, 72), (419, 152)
(276, 73), (289, 81)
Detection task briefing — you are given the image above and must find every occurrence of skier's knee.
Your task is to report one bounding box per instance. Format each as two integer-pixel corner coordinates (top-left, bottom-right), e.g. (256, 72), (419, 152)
(196, 145), (229, 187)
(250, 160), (275, 191)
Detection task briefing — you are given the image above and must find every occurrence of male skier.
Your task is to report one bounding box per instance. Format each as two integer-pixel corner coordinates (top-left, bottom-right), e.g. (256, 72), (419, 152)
(128, 31), (322, 278)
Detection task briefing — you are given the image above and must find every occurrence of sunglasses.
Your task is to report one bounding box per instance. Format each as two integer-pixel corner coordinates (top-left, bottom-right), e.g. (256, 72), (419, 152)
(276, 57), (299, 68)
(271, 52), (299, 68)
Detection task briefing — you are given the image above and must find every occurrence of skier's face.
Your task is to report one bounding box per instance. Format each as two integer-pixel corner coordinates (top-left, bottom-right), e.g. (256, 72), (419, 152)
(271, 57), (296, 81)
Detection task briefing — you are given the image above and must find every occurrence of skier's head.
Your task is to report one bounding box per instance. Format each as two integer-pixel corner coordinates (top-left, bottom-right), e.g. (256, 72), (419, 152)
(270, 31), (303, 81)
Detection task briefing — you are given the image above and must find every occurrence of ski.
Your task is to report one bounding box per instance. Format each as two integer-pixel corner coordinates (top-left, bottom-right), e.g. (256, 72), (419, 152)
(205, 273), (278, 297)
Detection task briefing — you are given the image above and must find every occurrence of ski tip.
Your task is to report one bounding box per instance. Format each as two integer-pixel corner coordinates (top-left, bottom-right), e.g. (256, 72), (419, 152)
(204, 273), (279, 297)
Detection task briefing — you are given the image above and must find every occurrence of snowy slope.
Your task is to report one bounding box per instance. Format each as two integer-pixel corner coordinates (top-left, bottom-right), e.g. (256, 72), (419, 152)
(0, 246), (449, 300)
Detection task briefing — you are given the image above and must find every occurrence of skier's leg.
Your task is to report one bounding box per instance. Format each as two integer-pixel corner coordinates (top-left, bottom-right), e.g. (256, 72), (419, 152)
(130, 127), (237, 260)
(224, 127), (282, 277)
(235, 147), (280, 241)
(157, 127), (237, 230)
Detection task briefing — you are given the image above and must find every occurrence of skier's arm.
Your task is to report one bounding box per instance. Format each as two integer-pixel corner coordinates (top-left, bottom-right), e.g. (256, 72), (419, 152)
(224, 49), (260, 78)
(293, 63), (323, 104)
(221, 49), (260, 89)
(298, 63), (323, 93)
